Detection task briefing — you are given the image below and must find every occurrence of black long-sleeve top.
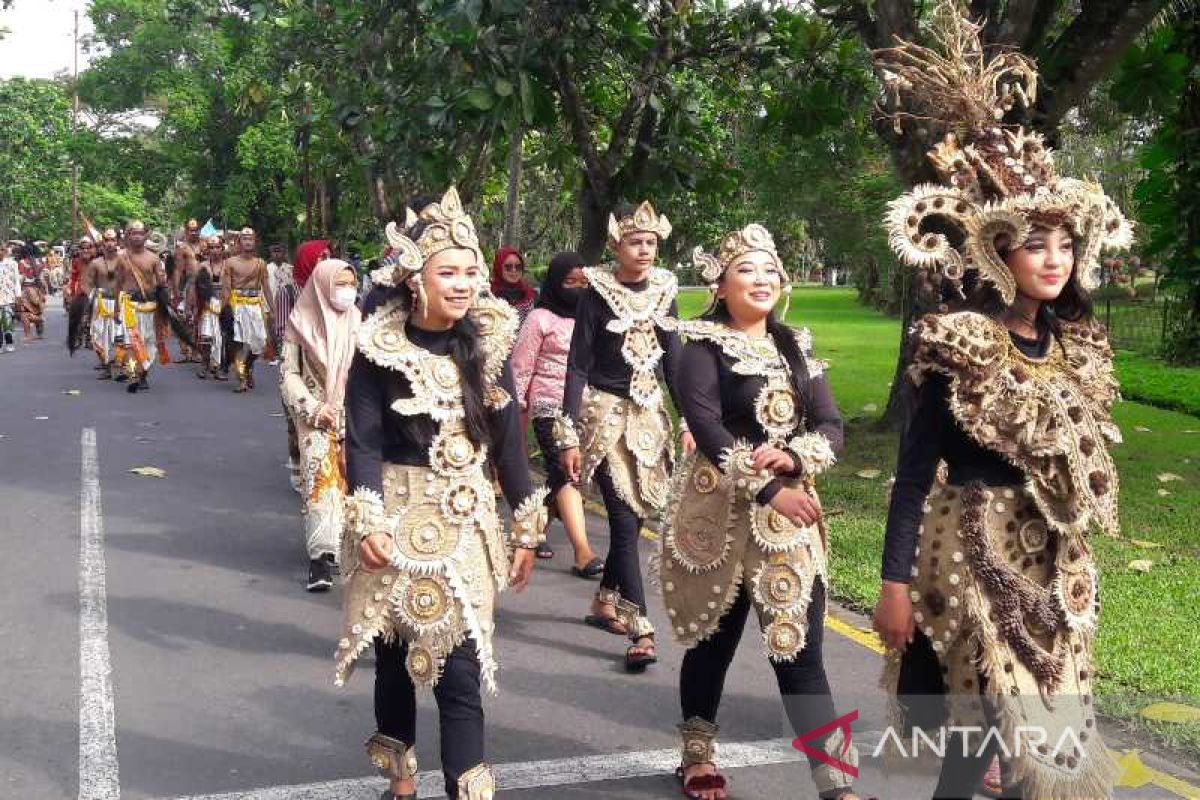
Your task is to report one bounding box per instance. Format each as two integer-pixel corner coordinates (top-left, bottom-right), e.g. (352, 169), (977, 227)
(562, 279), (683, 420)
(344, 322), (535, 512)
(881, 329), (1048, 583)
(676, 337), (844, 505)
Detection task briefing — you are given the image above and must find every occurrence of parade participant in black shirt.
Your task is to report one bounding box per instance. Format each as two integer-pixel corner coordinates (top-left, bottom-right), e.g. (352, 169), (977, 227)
(337, 188), (548, 800)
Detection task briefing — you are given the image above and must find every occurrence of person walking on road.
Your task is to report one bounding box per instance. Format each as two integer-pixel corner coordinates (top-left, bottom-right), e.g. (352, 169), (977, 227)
(16, 243), (47, 341)
(509, 251), (603, 574)
(662, 225), (859, 800)
(556, 200), (694, 673)
(280, 258), (361, 592)
(336, 188), (546, 800)
(0, 245), (19, 353)
(870, 6), (1133, 798)
(225, 228), (273, 394)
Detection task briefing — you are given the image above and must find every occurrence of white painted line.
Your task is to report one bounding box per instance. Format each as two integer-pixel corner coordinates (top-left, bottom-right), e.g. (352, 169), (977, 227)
(160, 738), (805, 800)
(79, 428), (121, 800)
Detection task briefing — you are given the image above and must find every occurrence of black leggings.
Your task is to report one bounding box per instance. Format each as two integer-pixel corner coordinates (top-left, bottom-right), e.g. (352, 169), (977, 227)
(531, 417), (569, 500)
(593, 460), (648, 618)
(680, 581), (844, 782)
(374, 638), (484, 799)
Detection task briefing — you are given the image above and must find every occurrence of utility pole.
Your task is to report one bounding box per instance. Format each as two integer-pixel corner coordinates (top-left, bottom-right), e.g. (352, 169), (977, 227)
(71, 8), (80, 241)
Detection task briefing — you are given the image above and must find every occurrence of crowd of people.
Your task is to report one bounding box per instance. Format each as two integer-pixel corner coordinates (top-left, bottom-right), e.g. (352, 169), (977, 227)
(20, 8), (1138, 799)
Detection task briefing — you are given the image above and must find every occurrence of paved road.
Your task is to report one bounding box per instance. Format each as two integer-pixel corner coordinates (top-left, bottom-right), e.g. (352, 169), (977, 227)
(1, 308), (1196, 800)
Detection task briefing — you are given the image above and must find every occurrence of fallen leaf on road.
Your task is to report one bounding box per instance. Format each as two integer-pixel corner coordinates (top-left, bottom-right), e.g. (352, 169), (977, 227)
(1157, 488), (1172, 497)
(1156, 473), (1183, 483)
(61, 389), (82, 396)
(855, 468), (882, 479)
(34, 416), (49, 420)
(1133, 426), (1151, 432)
(1129, 539), (1163, 549)
(1141, 702), (1200, 724)
(1127, 559), (1153, 573)
(129, 466), (167, 478)
(268, 412), (285, 418)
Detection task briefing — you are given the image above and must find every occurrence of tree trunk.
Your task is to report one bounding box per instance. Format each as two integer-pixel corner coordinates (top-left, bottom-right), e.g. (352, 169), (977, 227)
(502, 127), (523, 247)
(578, 178), (611, 264)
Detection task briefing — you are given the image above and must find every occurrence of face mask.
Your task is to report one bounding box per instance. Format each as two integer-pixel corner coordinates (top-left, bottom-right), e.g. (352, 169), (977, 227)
(331, 286), (357, 312)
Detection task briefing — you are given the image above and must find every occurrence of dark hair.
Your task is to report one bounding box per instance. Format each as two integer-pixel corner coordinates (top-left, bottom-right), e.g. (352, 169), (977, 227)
(702, 299), (813, 417)
(611, 201), (637, 221)
(387, 257), (491, 450)
(962, 228), (1094, 335)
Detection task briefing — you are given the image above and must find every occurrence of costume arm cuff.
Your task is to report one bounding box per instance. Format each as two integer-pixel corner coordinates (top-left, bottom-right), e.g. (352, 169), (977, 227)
(786, 433), (837, 477)
(510, 487), (550, 549)
(346, 487), (387, 541)
(551, 412), (580, 450)
(719, 441), (774, 500)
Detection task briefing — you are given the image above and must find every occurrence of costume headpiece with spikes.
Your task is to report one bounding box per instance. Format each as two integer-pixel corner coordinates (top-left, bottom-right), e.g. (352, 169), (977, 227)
(373, 186), (486, 290)
(692, 223), (793, 317)
(607, 200), (672, 245)
(877, 0), (1132, 304)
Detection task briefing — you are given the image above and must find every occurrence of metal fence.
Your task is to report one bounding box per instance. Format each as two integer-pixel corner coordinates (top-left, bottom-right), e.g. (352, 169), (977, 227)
(1101, 294), (1177, 356)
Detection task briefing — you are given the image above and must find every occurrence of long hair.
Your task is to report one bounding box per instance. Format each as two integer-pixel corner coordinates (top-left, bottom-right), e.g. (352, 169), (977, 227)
(386, 282), (491, 447)
(702, 298), (813, 418)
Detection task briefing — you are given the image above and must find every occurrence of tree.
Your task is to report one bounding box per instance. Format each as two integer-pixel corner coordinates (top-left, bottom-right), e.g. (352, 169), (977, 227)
(0, 78), (73, 241)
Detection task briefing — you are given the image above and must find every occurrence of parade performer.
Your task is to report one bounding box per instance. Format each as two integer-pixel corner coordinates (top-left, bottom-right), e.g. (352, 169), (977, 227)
(509, 251), (602, 574)
(16, 243), (47, 341)
(336, 187), (546, 800)
(83, 231), (124, 378)
(267, 242), (294, 361)
(66, 237), (96, 355)
(660, 225), (858, 800)
(273, 253), (303, 488)
(115, 221), (167, 393)
(0, 245), (18, 353)
(870, 5), (1133, 798)
(174, 219), (204, 363)
(225, 227), (273, 392)
(194, 235), (229, 380)
(557, 200), (692, 672)
(280, 259), (361, 592)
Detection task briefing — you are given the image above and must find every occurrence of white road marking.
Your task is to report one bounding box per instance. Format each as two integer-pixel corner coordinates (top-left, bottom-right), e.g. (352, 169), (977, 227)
(159, 738), (806, 799)
(79, 428), (121, 800)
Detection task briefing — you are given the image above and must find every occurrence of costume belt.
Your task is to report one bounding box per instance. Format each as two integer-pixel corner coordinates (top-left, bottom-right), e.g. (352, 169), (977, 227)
(230, 289), (266, 308)
(118, 292), (157, 328)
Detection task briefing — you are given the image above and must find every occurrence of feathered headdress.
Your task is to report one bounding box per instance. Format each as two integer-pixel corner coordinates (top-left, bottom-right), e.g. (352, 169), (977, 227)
(877, 0), (1133, 303)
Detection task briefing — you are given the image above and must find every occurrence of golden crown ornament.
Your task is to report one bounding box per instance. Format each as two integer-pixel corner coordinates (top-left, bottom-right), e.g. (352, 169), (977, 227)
(607, 200), (672, 244)
(877, 0), (1133, 305)
(373, 186), (486, 289)
(692, 223), (792, 315)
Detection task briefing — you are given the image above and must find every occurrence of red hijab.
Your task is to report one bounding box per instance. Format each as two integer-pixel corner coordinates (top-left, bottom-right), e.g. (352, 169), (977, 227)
(490, 246), (535, 306)
(293, 239), (330, 289)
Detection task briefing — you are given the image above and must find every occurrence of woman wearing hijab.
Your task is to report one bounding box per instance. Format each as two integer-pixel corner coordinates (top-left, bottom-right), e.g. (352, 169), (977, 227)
(511, 252), (603, 575)
(280, 259), (362, 592)
(293, 239), (331, 291)
(490, 246), (536, 324)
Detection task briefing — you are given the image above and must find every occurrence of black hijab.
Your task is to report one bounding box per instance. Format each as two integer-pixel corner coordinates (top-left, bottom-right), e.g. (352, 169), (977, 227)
(536, 251), (584, 319)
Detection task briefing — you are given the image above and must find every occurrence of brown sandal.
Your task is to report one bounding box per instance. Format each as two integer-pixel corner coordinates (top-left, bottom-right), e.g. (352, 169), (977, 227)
(625, 636), (657, 672)
(675, 763), (728, 799)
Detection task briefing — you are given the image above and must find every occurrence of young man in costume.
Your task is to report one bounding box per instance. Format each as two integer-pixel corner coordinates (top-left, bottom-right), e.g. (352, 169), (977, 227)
(83, 230), (125, 379)
(115, 221), (167, 393)
(557, 200), (694, 672)
(337, 187), (547, 800)
(174, 219), (204, 363)
(194, 235), (230, 381)
(870, 4), (1134, 798)
(224, 227), (273, 392)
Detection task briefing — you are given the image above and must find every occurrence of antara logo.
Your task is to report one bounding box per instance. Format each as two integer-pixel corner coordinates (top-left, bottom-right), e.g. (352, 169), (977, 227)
(791, 709), (859, 779)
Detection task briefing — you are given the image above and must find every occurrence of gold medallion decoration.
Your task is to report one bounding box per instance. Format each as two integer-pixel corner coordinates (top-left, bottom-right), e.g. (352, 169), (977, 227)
(441, 481), (483, 523)
(1054, 564), (1099, 632)
(396, 507), (460, 563)
(431, 427), (483, 474)
(692, 464), (721, 494)
(405, 643), (439, 685)
(668, 515), (730, 573)
(397, 575), (455, 634)
(1018, 519), (1049, 554)
(763, 617), (806, 660)
(751, 504), (810, 553)
(754, 562), (806, 613)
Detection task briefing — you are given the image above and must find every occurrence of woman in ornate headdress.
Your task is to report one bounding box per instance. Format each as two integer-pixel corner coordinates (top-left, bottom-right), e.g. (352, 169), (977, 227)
(555, 200), (693, 673)
(337, 187), (548, 800)
(870, 4), (1133, 798)
(662, 225), (858, 800)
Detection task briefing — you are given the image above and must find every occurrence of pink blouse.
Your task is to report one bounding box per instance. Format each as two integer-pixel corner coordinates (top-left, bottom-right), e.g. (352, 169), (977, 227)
(511, 307), (575, 418)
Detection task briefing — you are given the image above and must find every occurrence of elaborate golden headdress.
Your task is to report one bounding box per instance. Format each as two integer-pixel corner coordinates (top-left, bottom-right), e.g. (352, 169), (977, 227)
(877, 1), (1132, 304)
(373, 186), (485, 289)
(692, 223), (792, 315)
(607, 200), (672, 244)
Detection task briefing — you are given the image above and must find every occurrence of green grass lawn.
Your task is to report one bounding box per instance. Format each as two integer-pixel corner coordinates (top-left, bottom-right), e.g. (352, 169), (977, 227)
(676, 287), (1200, 751)
(1114, 350), (1200, 417)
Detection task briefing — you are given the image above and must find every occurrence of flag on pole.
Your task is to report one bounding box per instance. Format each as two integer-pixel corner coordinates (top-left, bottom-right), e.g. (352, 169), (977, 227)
(80, 213), (101, 241)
